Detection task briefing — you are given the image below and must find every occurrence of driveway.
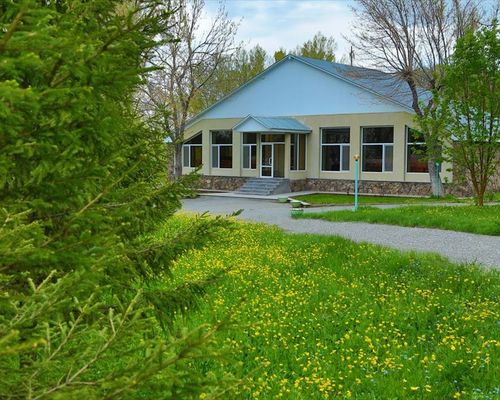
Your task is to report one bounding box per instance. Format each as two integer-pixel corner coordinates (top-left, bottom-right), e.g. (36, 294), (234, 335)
(182, 196), (500, 269)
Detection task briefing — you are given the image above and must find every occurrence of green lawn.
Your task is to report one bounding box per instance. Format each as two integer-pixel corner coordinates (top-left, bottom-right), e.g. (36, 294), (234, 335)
(297, 205), (500, 236)
(162, 218), (499, 399)
(291, 193), (461, 205)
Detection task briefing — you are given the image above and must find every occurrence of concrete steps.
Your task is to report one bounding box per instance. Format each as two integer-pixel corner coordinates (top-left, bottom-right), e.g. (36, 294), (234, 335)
(236, 178), (290, 196)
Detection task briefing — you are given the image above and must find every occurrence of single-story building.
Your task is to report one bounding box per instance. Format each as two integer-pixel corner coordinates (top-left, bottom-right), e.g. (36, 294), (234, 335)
(181, 55), (455, 196)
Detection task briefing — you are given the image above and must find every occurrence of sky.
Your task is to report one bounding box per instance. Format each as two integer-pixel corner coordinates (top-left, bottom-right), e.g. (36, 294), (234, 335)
(203, 0), (356, 61)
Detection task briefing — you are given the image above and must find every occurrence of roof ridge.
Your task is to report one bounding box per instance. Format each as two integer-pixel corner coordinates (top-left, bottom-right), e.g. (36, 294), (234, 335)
(292, 55), (392, 76)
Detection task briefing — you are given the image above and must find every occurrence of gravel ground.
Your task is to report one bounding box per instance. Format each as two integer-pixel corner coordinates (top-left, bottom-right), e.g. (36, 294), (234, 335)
(181, 196), (500, 269)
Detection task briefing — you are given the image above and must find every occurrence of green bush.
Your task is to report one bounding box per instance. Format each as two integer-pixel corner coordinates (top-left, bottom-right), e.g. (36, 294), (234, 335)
(0, 1), (232, 398)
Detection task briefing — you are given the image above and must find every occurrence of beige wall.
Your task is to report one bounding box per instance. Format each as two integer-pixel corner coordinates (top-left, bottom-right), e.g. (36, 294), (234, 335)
(182, 112), (453, 183)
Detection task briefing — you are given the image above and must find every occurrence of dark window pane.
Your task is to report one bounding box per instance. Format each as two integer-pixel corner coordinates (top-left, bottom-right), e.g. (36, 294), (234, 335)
(363, 145), (383, 172)
(299, 135), (306, 170)
(322, 146), (341, 171)
(243, 133), (257, 144)
(185, 133), (202, 145)
(191, 146), (202, 167)
(212, 130), (232, 144)
(363, 127), (394, 143)
(219, 146), (232, 168)
(407, 128), (425, 143)
(384, 145), (393, 172)
(408, 144), (429, 172)
(322, 128), (350, 144)
(342, 145), (350, 171)
(211, 146), (218, 168)
(183, 146), (190, 167)
(250, 146), (256, 169)
(261, 134), (285, 142)
(290, 134), (297, 170)
(243, 146), (250, 169)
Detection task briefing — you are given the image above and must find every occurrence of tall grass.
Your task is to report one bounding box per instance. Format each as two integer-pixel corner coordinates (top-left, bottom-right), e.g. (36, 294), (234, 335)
(162, 219), (500, 399)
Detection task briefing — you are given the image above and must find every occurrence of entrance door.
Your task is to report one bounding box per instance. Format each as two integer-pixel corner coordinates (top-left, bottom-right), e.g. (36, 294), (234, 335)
(260, 143), (273, 178)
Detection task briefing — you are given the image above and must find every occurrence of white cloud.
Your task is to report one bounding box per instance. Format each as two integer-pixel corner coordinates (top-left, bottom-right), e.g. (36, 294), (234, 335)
(203, 0), (356, 60)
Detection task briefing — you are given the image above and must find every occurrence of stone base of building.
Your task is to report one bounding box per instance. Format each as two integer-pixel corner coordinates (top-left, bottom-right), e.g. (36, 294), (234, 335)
(196, 175), (249, 191)
(305, 179), (435, 196)
(195, 175), (497, 197)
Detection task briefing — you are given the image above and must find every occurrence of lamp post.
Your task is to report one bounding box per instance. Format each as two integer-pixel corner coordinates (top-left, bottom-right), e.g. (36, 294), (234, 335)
(435, 161), (441, 198)
(353, 154), (360, 211)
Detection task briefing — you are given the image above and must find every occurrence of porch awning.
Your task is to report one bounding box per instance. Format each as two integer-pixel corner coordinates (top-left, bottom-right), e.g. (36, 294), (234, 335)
(232, 115), (312, 134)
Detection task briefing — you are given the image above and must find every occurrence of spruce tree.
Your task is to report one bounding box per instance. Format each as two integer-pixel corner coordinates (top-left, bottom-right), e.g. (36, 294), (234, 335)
(0, 1), (231, 397)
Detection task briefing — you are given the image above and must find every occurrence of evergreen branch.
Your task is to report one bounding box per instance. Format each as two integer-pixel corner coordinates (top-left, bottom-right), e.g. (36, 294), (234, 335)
(0, 7), (26, 52)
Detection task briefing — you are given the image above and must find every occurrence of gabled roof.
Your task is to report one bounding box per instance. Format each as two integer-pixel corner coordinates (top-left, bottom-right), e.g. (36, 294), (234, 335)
(186, 55), (424, 128)
(293, 56), (430, 111)
(233, 115), (312, 133)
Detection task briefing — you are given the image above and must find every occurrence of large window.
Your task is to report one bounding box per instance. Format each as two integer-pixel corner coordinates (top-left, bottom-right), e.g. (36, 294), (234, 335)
(362, 127), (393, 172)
(182, 132), (202, 168)
(321, 128), (350, 171)
(211, 130), (232, 168)
(407, 127), (428, 173)
(242, 133), (257, 169)
(290, 134), (306, 170)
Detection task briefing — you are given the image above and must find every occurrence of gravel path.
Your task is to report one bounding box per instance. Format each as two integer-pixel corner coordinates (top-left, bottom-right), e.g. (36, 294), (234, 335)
(182, 196), (500, 269)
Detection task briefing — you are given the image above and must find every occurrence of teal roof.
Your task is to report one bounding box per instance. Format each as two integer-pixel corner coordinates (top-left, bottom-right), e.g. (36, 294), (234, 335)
(233, 115), (311, 133)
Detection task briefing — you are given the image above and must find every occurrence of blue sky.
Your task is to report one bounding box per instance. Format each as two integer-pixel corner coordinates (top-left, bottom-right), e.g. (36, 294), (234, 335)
(203, 0), (355, 60)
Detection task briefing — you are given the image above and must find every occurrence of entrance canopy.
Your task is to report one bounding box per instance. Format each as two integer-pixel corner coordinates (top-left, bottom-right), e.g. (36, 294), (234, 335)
(233, 115), (312, 134)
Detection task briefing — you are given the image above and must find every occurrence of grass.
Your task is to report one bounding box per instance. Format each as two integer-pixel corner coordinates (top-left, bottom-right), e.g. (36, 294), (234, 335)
(161, 217), (500, 399)
(291, 193), (462, 205)
(297, 205), (500, 236)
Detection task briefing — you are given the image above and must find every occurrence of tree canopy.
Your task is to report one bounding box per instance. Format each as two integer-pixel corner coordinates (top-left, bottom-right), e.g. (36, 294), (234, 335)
(437, 21), (500, 205)
(274, 32), (337, 62)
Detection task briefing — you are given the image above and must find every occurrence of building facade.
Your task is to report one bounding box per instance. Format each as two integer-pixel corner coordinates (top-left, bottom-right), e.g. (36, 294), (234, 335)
(182, 55), (453, 195)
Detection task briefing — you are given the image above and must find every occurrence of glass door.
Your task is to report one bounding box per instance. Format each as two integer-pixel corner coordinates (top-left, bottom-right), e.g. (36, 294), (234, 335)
(260, 143), (273, 178)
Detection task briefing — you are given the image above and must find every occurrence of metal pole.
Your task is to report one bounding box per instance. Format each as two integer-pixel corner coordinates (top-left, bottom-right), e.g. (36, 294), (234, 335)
(353, 154), (360, 211)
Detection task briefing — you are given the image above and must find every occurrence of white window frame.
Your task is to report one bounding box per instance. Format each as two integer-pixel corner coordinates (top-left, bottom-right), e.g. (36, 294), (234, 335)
(183, 144), (202, 168)
(182, 132), (202, 168)
(320, 128), (350, 172)
(290, 133), (307, 171)
(211, 144), (232, 168)
(242, 144), (257, 169)
(361, 126), (394, 173)
(406, 126), (428, 174)
(211, 130), (232, 169)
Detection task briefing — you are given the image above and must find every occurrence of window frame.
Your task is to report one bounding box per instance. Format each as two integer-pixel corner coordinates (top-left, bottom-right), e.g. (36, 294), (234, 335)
(361, 126), (394, 173)
(406, 126), (429, 173)
(320, 127), (350, 172)
(242, 145), (257, 169)
(211, 130), (233, 169)
(241, 132), (257, 170)
(290, 133), (307, 171)
(182, 132), (203, 168)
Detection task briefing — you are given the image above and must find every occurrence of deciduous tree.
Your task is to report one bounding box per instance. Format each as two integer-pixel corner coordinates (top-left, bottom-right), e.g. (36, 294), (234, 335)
(349, 0), (482, 196)
(143, 0), (238, 177)
(437, 21), (499, 206)
(191, 44), (268, 114)
(273, 32), (337, 62)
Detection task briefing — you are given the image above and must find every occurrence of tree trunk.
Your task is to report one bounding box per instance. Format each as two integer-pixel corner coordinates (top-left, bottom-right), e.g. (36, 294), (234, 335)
(428, 159), (444, 197)
(174, 143), (183, 178)
(476, 190), (485, 207)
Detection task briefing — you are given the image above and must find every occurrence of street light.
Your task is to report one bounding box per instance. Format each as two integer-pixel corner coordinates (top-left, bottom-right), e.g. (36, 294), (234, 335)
(353, 154), (360, 211)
